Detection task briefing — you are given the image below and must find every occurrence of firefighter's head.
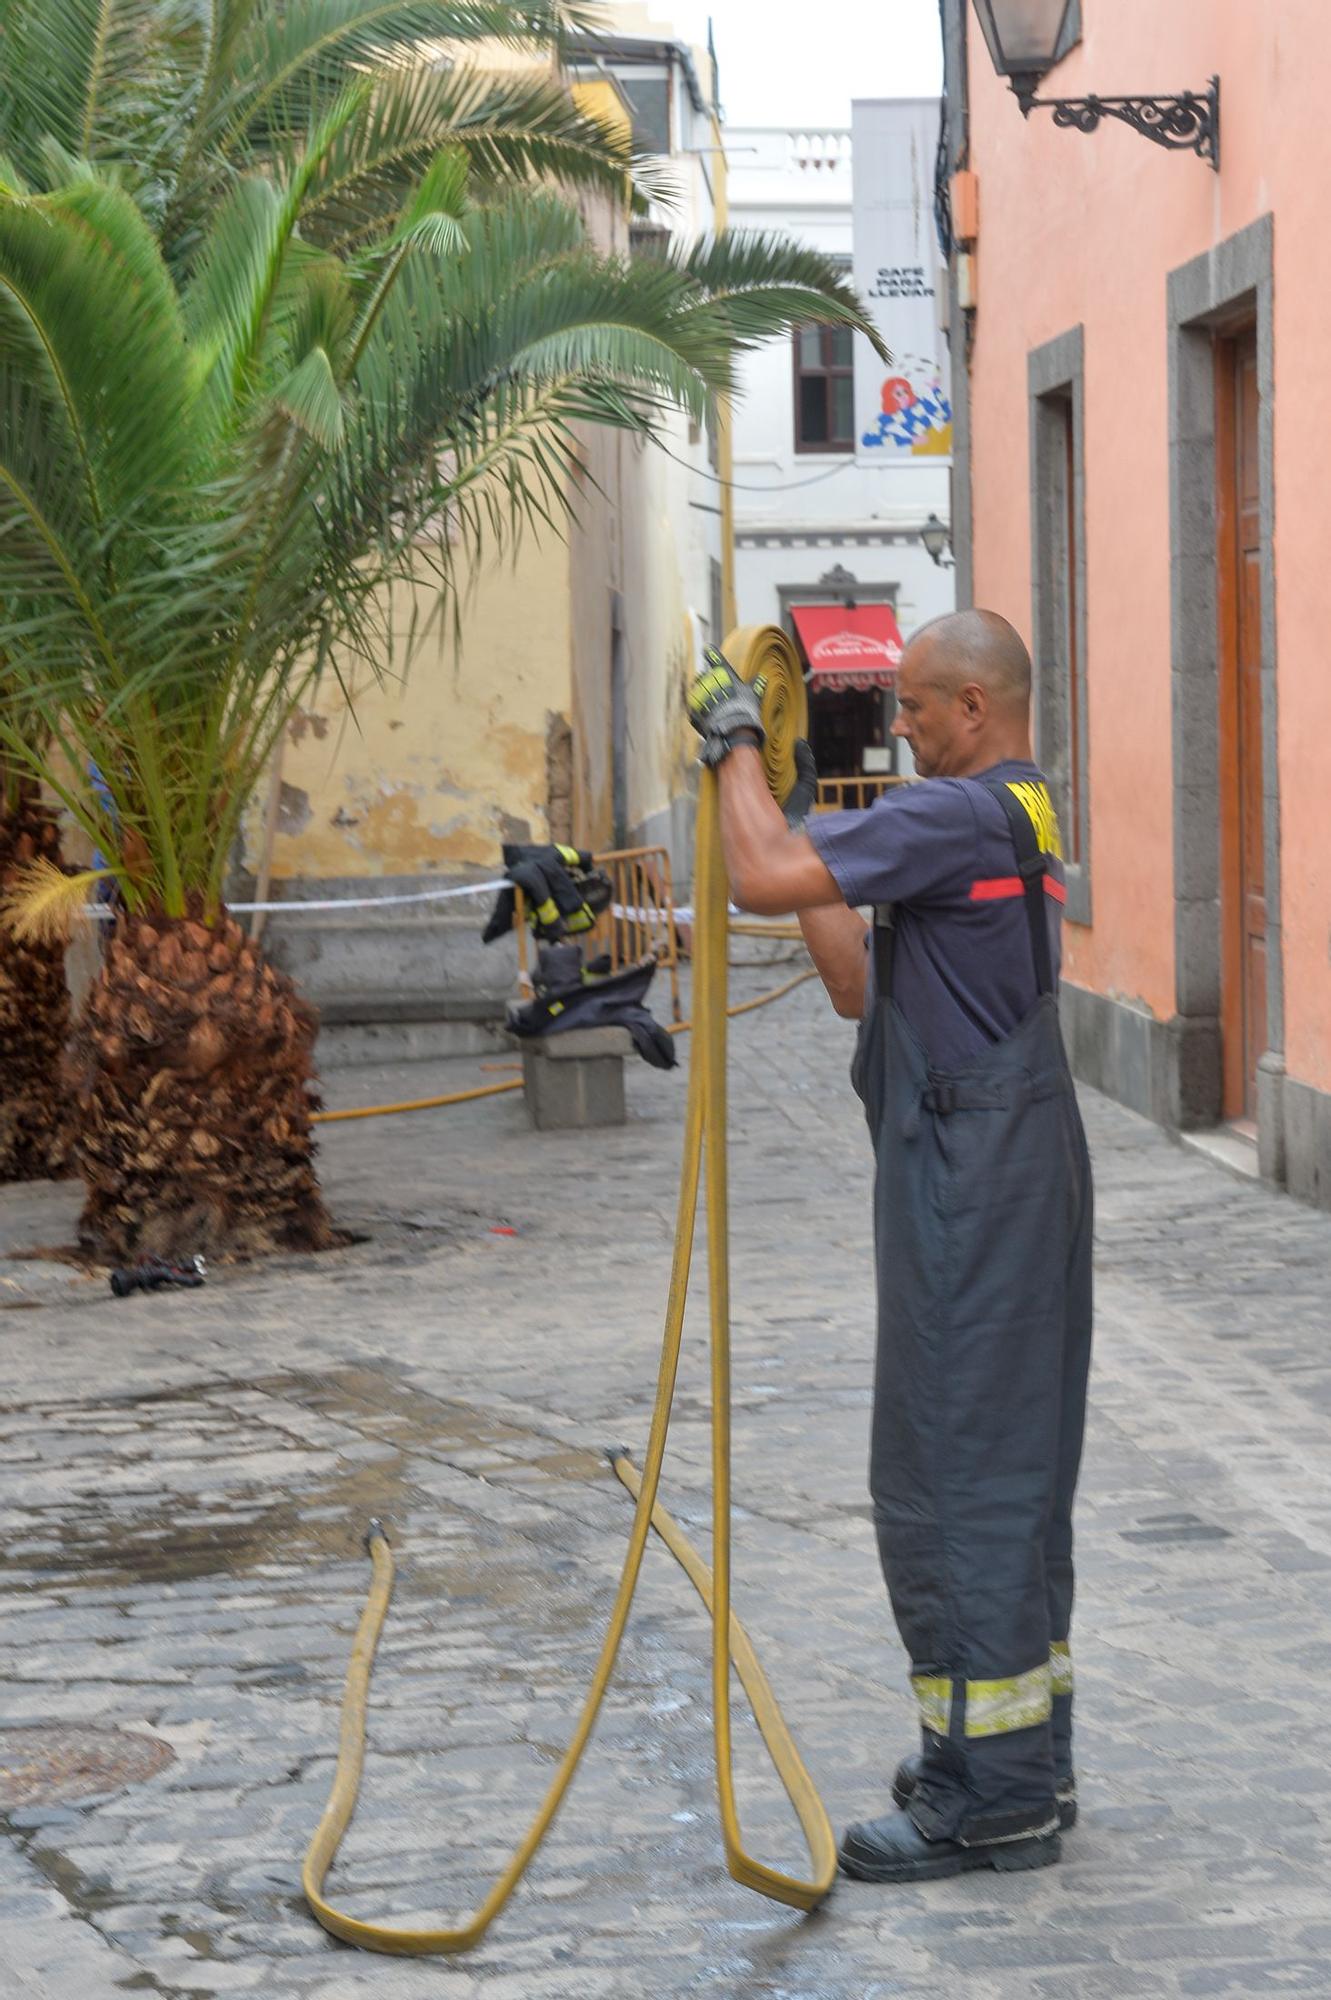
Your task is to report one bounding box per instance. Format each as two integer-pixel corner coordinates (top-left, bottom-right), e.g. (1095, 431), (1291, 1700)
(891, 610), (1032, 778)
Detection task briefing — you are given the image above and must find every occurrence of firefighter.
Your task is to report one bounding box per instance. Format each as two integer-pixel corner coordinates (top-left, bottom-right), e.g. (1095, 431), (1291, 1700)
(687, 609), (1093, 1884)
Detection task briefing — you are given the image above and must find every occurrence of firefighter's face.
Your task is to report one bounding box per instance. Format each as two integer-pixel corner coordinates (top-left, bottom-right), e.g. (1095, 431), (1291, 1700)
(891, 640), (982, 778)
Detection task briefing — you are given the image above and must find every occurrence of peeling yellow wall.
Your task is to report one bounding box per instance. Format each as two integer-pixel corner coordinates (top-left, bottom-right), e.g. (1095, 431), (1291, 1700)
(560, 75), (639, 854)
(232, 65), (636, 886)
(238, 61), (705, 887)
(563, 71), (707, 855)
(567, 431), (618, 853)
(619, 435), (698, 837)
(251, 531), (572, 881)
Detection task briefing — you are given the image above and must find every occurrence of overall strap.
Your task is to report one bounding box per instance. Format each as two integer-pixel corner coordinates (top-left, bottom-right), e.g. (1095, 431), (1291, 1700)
(872, 904), (896, 1001)
(982, 782), (1055, 998)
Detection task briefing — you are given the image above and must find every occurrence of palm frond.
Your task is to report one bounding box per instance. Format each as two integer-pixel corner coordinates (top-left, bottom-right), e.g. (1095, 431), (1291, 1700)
(393, 143), (468, 243)
(298, 62), (670, 253)
(191, 0), (609, 169)
(272, 343), (344, 445)
(0, 152), (32, 197)
(188, 83), (367, 406)
(0, 16), (885, 918)
(278, 251), (357, 362)
(0, 0), (206, 204)
(79, 0), (207, 167)
(0, 856), (111, 943)
(667, 231), (893, 364)
(0, 363), (122, 682)
(0, 0), (118, 174)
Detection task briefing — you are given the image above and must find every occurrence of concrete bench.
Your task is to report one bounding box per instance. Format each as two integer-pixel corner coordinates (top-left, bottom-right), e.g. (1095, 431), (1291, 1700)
(515, 1026), (632, 1130)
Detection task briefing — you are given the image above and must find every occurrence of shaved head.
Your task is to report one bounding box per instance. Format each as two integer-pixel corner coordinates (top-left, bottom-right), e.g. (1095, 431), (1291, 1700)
(890, 608), (1034, 777)
(905, 609), (1032, 714)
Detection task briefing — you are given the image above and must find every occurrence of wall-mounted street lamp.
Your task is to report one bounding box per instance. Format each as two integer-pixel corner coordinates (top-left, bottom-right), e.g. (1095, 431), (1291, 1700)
(972, 1), (1220, 170)
(921, 514), (955, 569)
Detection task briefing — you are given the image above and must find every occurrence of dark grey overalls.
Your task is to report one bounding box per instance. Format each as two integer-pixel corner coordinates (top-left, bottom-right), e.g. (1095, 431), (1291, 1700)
(852, 780), (1094, 1846)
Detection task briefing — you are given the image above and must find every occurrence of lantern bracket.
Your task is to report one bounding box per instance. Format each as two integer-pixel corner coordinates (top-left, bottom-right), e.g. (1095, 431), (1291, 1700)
(1012, 73), (1220, 171)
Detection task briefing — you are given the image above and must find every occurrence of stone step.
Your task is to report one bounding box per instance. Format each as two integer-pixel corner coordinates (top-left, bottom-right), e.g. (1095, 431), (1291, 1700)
(254, 889), (518, 1028)
(315, 1016), (510, 1068)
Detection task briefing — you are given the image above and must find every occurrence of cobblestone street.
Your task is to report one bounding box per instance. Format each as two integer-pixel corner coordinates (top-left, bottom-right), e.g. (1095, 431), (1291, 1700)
(2, 969), (1331, 1999)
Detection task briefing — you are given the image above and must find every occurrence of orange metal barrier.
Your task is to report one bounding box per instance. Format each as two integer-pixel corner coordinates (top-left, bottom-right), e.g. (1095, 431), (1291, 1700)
(814, 774), (910, 812)
(514, 844), (682, 1022)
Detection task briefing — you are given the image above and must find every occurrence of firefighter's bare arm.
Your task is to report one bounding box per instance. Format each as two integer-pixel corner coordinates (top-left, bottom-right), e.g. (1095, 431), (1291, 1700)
(714, 749), (866, 1013)
(798, 905), (869, 1019)
(714, 746), (845, 914)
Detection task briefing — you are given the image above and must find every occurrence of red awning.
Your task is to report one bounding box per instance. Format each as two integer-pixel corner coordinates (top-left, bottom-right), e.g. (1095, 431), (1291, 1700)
(791, 603), (904, 692)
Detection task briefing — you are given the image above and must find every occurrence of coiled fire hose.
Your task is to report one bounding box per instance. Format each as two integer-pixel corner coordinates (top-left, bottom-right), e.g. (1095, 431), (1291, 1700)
(302, 626), (837, 1953)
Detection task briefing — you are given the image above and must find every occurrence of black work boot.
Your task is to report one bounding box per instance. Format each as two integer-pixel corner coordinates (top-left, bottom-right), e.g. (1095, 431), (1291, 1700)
(838, 1806), (1061, 1884)
(892, 1750), (1078, 1830)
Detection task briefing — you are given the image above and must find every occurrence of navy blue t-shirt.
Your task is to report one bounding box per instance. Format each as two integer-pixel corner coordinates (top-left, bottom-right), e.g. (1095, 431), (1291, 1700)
(806, 760), (1067, 1069)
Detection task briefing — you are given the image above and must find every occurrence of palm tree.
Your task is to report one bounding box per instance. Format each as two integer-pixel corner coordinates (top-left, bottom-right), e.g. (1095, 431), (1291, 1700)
(0, 0), (666, 1190)
(0, 18), (885, 1261)
(0, 756), (71, 1179)
(0, 0), (664, 253)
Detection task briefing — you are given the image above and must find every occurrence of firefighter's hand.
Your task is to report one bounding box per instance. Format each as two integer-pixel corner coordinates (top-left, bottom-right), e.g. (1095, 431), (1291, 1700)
(782, 739), (818, 829)
(687, 647), (766, 767)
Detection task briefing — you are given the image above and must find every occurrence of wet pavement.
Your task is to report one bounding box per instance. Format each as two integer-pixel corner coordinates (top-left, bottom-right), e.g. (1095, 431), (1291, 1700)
(2, 967), (1331, 1998)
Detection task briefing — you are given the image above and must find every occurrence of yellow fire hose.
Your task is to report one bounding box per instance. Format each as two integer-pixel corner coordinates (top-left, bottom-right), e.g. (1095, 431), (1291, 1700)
(302, 626), (837, 1952)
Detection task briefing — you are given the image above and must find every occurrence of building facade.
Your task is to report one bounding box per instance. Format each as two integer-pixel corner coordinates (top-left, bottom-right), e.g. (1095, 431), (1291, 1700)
(727, 105), (956, 791)
(574, 11), (734, 874)
(237, 14), (728, 1031)
(940, 0), (1331, 1207)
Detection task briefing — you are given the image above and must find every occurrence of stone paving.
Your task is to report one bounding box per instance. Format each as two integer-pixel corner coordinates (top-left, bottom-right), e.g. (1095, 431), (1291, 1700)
(2, 967), (1331, 1999)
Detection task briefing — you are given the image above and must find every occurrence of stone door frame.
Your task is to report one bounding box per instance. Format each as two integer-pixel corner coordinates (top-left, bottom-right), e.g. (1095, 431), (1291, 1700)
(1166, 214), (1284, 1173)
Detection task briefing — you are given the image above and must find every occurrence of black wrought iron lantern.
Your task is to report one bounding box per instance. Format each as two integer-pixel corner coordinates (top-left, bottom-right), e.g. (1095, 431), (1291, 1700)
(972, 0), (1083, 108)
(920, 514), (955, 569)
(972, 0), (1219, 168)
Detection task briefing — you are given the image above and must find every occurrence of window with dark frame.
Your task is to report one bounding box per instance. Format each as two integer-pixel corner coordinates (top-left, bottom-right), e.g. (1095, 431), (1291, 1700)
(618, 75), (671, 157)
(793, 323), (855, 453)
(1029, 326), (1091, 922)
(1050, 391), (1082, 863)
(629, 223), (671, 259)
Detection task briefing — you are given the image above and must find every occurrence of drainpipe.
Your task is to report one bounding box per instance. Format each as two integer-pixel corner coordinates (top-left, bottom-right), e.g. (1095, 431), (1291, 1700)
(709, 102), (737, 636)
(939, 0), (974, 608)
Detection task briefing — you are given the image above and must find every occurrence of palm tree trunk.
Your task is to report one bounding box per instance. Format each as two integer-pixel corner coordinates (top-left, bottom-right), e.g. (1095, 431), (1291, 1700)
(0, 780), (72, 1181)
(65, 908), (335, 1261)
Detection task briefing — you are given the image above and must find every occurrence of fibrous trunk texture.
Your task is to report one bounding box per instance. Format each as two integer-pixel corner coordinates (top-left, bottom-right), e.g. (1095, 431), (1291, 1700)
(0, 782), (72, 1180)
(66, 907), (335, 1261)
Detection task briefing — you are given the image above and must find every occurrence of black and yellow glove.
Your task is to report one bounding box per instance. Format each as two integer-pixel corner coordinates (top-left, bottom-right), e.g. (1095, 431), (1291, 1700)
(686, 647), (766, 768)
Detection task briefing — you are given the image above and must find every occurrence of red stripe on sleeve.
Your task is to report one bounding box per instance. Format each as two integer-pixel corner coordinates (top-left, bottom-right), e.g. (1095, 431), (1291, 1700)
(969, 875), (1067, 905)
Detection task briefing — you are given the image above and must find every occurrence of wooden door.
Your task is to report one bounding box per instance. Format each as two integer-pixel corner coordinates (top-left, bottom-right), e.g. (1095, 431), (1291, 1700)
(1215, 329), (1266, 1126)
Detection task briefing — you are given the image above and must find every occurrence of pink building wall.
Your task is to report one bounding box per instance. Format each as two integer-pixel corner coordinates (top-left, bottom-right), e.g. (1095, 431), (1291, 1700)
(963, 2), (1331, 1104)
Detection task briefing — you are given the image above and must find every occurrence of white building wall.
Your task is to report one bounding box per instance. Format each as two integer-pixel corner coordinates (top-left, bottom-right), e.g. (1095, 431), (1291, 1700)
(726, 119), (955, 750)
(593, 8), (729, 873)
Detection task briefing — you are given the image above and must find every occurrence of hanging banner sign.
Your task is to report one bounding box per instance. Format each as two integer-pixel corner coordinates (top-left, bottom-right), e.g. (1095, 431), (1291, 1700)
(851, 100), (952, 463)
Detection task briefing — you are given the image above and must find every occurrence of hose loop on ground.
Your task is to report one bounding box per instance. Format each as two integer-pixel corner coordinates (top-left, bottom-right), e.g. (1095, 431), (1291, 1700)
(302, 627), (833, 1953)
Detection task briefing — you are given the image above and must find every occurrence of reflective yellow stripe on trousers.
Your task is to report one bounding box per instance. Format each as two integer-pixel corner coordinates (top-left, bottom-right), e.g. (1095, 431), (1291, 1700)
(913, 1649), (1073, 1740)
(301, 625), (837, 1955)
